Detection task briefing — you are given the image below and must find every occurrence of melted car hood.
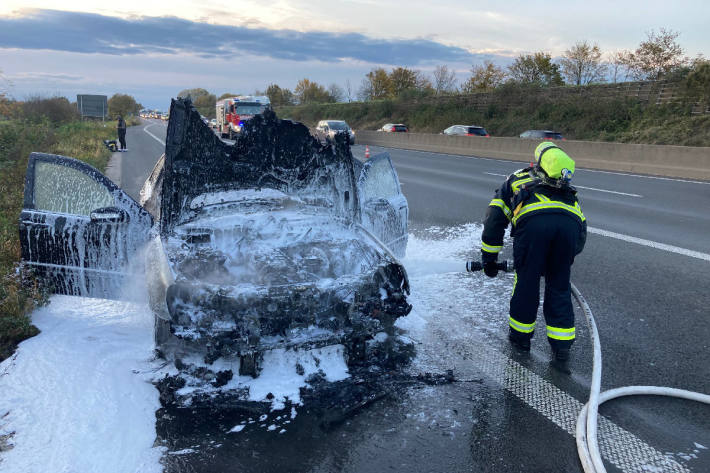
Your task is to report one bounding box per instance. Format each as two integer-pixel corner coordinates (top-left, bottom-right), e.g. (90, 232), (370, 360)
(161, 98), (359, 234)
(168, 191), (387, 288)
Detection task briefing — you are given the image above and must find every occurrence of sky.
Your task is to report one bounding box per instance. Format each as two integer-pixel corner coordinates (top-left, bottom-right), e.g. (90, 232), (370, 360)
(0, 1), (708, 110)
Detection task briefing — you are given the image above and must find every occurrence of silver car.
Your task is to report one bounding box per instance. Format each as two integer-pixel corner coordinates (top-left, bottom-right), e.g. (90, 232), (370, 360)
(315, 120), (356, 145)
(443, 125), (489, 137)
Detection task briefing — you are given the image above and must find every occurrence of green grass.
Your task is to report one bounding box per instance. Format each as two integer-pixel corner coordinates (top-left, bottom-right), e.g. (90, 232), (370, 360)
(0, 119), (118, 360)
(277, 95), (710, 147)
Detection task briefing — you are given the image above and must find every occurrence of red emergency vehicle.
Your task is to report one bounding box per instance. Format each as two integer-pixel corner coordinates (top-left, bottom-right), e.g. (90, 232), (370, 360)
(215, 95), (271, 139)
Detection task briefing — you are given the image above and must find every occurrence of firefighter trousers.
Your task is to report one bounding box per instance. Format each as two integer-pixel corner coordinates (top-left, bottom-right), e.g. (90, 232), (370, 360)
(118, 129), (126, 150)
(509, 213), (581, 351)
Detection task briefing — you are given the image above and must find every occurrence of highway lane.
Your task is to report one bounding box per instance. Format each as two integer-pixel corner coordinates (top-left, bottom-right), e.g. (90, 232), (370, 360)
(352, 144), (710, 471)
(358, 145), (710, 254)
(353, 144), (710, 387)
(117, 122), (709, 472)
(119, 119), (167, 200)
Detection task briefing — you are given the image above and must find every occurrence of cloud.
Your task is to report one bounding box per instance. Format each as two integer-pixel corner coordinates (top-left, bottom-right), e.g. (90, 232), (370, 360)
(0, 9), (473, 65)
(8, 72), (83, 82)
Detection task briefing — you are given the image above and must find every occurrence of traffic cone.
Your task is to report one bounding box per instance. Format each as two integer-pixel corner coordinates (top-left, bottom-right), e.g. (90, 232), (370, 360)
(365, 145), (371, 159)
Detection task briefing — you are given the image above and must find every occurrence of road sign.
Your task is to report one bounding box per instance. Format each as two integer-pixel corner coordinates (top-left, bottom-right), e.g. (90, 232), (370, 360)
(77, 94), (108, 120)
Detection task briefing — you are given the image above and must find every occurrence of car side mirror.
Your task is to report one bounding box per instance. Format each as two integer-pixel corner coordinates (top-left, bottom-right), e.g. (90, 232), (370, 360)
(90, 206), (128, 223)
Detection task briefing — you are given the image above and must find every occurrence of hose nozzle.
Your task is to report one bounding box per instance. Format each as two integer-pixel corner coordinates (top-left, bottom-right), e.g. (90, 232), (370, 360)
(466, 260), (511, 273)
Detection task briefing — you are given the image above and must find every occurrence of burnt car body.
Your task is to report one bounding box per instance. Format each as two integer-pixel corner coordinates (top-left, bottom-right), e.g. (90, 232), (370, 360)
(19, 98), (412, 402)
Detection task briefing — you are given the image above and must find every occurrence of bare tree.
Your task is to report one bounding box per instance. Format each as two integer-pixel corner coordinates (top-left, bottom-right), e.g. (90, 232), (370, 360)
(560, 41), (607, 85)
(327, 83), (345, 102)
(607, 50), (633, 83)
(345, 79), (353, 102)
(461, 60), (507, 92)
(0, 69), (11, 97)
(432, 65), (457, 94)
(627, 28), (687, 80)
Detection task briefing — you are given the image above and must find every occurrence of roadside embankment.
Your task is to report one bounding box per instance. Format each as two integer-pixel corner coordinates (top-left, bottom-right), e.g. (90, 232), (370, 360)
(0, 116), (125, 360)
(355, 131), (710, 180)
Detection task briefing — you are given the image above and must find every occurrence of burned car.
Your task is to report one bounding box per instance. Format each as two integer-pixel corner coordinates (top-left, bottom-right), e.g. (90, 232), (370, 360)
(19, 98), (412, 404)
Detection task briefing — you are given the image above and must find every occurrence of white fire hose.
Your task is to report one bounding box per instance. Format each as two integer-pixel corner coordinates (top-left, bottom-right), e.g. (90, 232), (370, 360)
(571, 283), (710, 473)
(466, 261), (710, 472)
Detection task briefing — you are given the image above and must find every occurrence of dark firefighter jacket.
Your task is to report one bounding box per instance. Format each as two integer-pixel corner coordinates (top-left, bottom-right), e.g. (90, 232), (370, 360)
(481, 167), (587, 259)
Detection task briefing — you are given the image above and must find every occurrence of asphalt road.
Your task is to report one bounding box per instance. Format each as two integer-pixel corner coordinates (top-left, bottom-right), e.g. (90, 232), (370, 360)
(117, 119), (167, 201)
(119, 120), (709, 473)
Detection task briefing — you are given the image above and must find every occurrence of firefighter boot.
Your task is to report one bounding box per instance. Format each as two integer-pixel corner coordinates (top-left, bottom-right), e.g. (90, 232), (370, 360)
(552, 347), (570, 361)
(508, 328), (531, 351)
(550, 348), (571, 374)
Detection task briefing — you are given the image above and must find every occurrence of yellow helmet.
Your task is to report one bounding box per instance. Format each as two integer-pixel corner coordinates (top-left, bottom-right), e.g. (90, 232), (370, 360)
(534, 142), (575, 182)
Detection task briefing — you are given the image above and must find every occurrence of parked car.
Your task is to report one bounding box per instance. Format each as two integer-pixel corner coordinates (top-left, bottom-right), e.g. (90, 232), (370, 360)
(380, 123), (408, 133)
(520, 130), (565, 140)
(443, 125), (489, 137)
(19, 99), (412, 406)
(209, 118), (217, 128)
(315, 120), (356, 145)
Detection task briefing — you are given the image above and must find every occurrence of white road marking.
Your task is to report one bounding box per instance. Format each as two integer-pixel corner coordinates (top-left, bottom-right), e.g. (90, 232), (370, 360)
(143, 123), (166, 146)
(405, 227), (692, 473)
(588, 227), (710, 262)
(483, 172), (643, 197)
(582, 168), (710, 185)
(574, 185), (642, 197)
(437, 326), (691, 473)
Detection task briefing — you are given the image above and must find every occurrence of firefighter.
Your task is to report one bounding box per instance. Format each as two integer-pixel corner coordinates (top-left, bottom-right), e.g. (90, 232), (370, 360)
(117, 115), (127, 151)
(481, 142), (586, 362)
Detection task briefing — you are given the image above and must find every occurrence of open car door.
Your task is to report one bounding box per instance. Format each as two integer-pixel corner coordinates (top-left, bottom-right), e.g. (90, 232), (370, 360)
(19, 153), (153, 299)
(357, 152), (408, 258)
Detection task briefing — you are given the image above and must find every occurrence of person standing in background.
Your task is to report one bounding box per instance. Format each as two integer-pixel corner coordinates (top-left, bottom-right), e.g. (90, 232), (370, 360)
(117, 115), (127, 152)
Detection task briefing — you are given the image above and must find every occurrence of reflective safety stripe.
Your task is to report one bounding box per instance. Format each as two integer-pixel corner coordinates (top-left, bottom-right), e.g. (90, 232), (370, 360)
(489, 198), (512, 219)
(534, 193), (551, 202)
(511, 271), (518, 296)
(512, 200), (585, 225)
(509, 316), (535, 333)
(511, 177), (533, 192)
(481, 241), (503, 253)
(546, 325), (576, 340)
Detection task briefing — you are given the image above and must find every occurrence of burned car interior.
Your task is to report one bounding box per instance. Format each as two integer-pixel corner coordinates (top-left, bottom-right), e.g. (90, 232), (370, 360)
(20, 98), (413, 405)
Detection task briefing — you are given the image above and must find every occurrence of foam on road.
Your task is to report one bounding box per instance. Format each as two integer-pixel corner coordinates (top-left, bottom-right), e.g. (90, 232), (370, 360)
(0, 297), (163, 473)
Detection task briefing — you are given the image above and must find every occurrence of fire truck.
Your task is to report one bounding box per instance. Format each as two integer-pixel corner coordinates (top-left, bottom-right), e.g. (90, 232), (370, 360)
(215, 95), (271, 139)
